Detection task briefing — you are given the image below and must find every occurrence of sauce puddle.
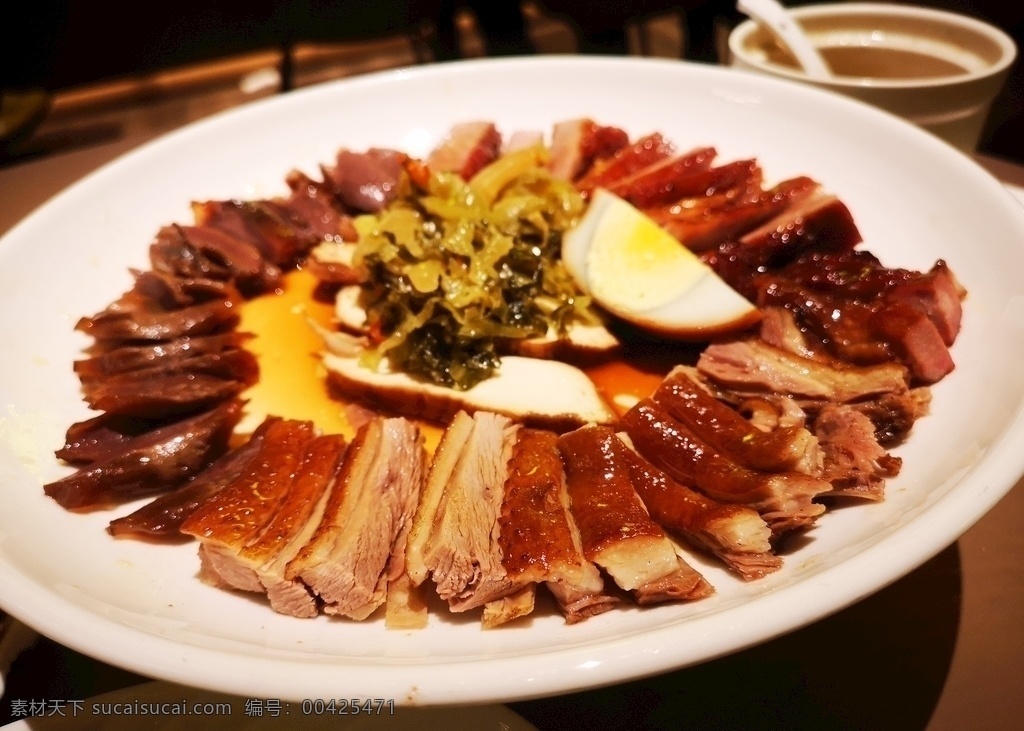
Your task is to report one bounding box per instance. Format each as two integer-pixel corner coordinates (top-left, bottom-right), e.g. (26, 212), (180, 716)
(238, 270), (692, 442)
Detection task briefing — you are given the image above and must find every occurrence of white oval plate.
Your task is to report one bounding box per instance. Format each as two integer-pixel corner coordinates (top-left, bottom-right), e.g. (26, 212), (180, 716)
(2, 56), (1024, 706)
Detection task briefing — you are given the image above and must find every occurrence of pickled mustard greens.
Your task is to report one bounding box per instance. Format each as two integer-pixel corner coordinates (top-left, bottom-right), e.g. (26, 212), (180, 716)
(353, 146), (599, 390)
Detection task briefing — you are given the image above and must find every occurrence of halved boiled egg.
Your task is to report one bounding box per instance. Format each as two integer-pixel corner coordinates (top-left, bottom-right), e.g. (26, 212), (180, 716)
(562, 188), (760, 338)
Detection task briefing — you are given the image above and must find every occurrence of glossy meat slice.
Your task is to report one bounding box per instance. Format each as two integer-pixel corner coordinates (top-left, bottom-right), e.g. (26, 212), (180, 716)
(406, 411), (521, 612)
(621, 399), (827, 535)
(246, 434), (348, 618)
(73, 333), (253, 381)
(616, 435), (781, 580)
(558, 425), (706, 597)
(56, 411), (165, 465)
(547, 119), (631, 181)
(44, 399), (244, 510)
(192, 200), (316, 268)
(81, 372), (248, 419)
(327, 148), (408, 213)
(575, 132), (675, 195)
(653, 367), (820, 474)
(180, 419), (317, 589)
(76, 297), (240, 344)
(697, 340), (910, 403)
(426, 122), (502, 181)
(649, 175), (819, 253)
(286, 418), (426, 620)
(107, 418), (277, 540)
(499, 428), (611, 621)
(613, 154), (753, 210)
(281, 170), (358, 243)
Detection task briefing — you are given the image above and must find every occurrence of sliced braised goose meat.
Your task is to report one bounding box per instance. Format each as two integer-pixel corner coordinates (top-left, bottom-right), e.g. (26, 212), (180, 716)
(107, 418), (276, 540)
(74, 333), (252, 380)
(620, 399), (827, 535)
(548, 118), (630, 181)
(82, 373), (247, 418)
(426, 122), (502, 180)
(653, 367), (820, 474)
(813, 404), (901, 500)
(406, 411), (520, 612)
(575, 132), (675, 195)
(130, 270), (239, 309)
(558, 425), (706, 598)
(633, 557), (714, 605)
(44, 399), (244, 510)
(322, 353), (616, 432)
(76, 297), (240, 344)
(697, 340), (909, 403)
(327, 148), (408, 213)
(757, 307), (823, 361)
(181, 420), (316, 588)
(499, 428), (611, 621)
(79, 347), (258, 394)
(149, 225), (234, 282)
(56, 411), (164, 465)
(176, 225), (281, 293)
(286, 418), (425, 620)
(616, 438), (780, 580)
(281, 170), (358, 243)
(192, 200), (314, 268)
(244, 434), (348, 618)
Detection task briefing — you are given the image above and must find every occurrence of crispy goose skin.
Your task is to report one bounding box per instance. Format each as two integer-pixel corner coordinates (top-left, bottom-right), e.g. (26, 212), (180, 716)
(44, 399), (244, 510)
(616, 436), (781, 580)
(287, 418), (425, 620)
(181, 419), (316, 550)
(410, 412), (521, 612)
(247, 434), (348, 618)
(107, 418), (276, 540)
(653, 367), (819, 474)
(621, 399), (827, 535)
(499, 428), (610, 619)
(557, 425), (695, 593)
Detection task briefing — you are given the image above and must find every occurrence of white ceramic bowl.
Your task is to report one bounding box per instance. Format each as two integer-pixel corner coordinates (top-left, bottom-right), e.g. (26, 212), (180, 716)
(728, 2), (1017, 151)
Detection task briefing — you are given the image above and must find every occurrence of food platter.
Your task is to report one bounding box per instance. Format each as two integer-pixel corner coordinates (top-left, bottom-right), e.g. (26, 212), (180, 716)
(2, 56), (1024, 705)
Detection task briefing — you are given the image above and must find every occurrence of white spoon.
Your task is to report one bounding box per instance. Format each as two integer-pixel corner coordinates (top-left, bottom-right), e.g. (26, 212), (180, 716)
(736, 0), (832, 79)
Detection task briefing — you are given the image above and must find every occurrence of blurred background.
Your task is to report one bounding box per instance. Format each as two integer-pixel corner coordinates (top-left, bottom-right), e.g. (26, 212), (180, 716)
(1, 0), (1022, 166)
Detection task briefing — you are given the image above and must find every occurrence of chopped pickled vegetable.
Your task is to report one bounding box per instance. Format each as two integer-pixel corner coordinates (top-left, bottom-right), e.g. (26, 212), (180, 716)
(352, 148), (598, 389)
